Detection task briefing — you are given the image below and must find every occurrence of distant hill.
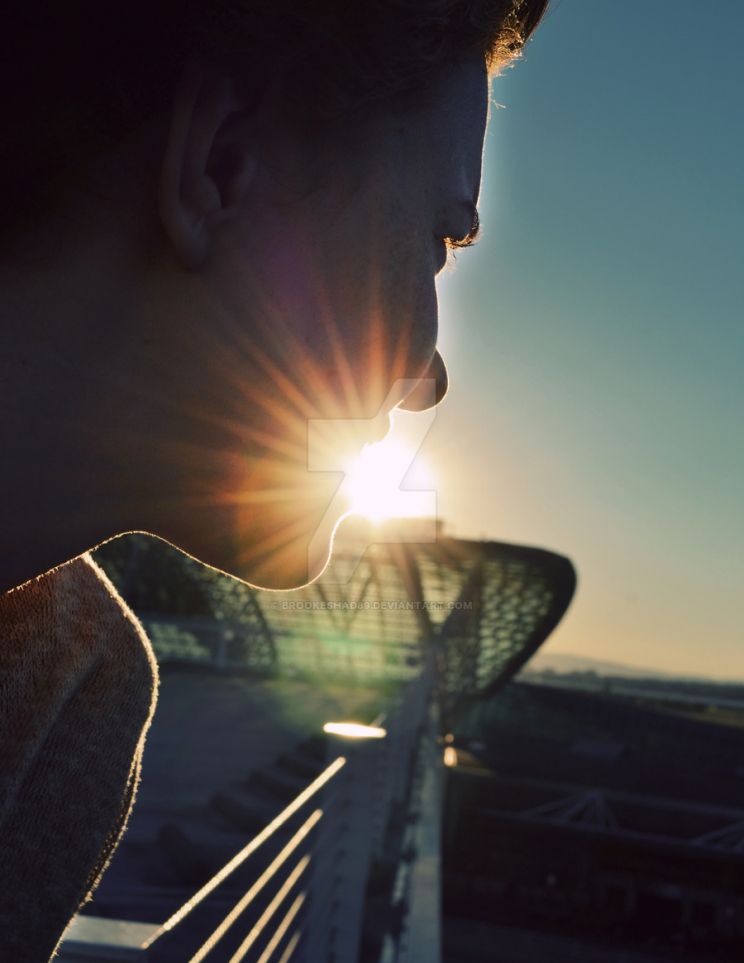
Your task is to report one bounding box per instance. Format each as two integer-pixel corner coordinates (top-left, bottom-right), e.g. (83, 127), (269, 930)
(522, 652), (693, 682)
(520, 651), (744, 713)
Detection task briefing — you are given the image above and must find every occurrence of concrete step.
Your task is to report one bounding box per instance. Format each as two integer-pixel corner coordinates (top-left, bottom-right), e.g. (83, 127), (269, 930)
(276, 750), (325, 782)
(210, 789), (283, 836)
(245, 764), (309, 803)
(296, 733), (329, 762)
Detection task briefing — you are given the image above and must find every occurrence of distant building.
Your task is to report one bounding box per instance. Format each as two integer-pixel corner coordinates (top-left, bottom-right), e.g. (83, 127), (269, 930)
(443, 681), (744, 962)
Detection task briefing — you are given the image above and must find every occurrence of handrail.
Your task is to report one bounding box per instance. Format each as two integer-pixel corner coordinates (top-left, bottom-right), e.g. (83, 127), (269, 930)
(228, 856), (309, 963)
(189, 809), (321, 963)
(276, 930), (301, 963)
(253, 893), (304, 963)
(145, 755), (346, 946)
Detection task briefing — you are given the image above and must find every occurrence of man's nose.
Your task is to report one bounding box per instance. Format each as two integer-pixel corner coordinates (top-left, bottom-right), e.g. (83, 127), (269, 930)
(397, 350), (449, 412)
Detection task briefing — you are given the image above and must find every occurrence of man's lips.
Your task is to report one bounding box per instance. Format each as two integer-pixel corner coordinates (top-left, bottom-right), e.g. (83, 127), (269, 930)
(366, 412), (392, 446)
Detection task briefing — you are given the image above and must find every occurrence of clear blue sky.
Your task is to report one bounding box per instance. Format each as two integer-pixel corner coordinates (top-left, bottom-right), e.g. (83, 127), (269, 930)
(407, 0), (743, 678)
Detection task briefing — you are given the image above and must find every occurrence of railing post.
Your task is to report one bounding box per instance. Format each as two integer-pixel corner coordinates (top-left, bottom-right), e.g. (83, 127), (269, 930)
(303, 727), (386, 963)
(302, 670), (435, 963)
(396, 698), (442, 963)
(370, 670), (429, 864)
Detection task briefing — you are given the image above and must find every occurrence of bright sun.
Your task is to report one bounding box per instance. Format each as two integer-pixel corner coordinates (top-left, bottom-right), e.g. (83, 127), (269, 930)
(340, 437), (435, 523)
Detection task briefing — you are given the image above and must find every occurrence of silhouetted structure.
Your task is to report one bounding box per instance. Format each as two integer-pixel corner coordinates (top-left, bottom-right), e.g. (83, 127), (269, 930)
(443, 681), (744, 962)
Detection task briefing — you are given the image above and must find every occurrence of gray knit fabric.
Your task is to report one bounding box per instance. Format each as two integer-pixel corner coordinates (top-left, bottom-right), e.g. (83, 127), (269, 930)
(0, 553), (159, 962)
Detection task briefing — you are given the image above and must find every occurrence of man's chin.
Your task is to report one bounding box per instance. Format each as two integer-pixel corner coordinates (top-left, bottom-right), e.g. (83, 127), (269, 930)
(239, 511), (341, 591)
(138, 520), (330, 593)
(242, 541), (331, 591)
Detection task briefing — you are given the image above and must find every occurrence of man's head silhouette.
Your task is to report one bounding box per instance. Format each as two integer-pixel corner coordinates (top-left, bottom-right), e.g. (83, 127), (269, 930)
(0, 1), (548, 592)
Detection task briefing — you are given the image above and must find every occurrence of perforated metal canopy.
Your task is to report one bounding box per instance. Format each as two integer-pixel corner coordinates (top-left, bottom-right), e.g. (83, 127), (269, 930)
(96, 520), (576, 700)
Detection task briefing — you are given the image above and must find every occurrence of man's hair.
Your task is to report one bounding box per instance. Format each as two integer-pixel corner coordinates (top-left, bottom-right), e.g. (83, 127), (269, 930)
(3, 1), (548, 224)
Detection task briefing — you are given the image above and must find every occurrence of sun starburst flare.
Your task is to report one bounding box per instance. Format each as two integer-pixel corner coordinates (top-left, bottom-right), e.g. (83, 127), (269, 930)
(339, 435), (435, 524)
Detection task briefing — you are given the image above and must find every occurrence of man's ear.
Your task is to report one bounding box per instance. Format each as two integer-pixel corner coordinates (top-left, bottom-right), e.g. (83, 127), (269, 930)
(158, 62), (257, 269)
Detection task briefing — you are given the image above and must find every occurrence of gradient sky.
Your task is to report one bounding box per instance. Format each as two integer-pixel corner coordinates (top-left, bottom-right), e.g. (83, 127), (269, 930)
(400, 0), (743, 678)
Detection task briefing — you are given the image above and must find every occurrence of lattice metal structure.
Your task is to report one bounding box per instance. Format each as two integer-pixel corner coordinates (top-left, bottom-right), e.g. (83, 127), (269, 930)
(95, 523), (575, 695)
(261, 538), (430, 682)
(436, 540), (576, 702)
(526, 789), (619, 830)
(694, 821), (744, 853)
(94, 534), (278, 672)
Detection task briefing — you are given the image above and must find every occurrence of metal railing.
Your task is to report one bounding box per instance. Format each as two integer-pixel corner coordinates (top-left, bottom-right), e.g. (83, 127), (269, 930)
(151, 758), (343, 961)
(59, 668), (441, 963)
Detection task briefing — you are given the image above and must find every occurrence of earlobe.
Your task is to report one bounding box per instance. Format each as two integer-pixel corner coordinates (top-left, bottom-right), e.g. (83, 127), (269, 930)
(158, 62), (256, 270)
